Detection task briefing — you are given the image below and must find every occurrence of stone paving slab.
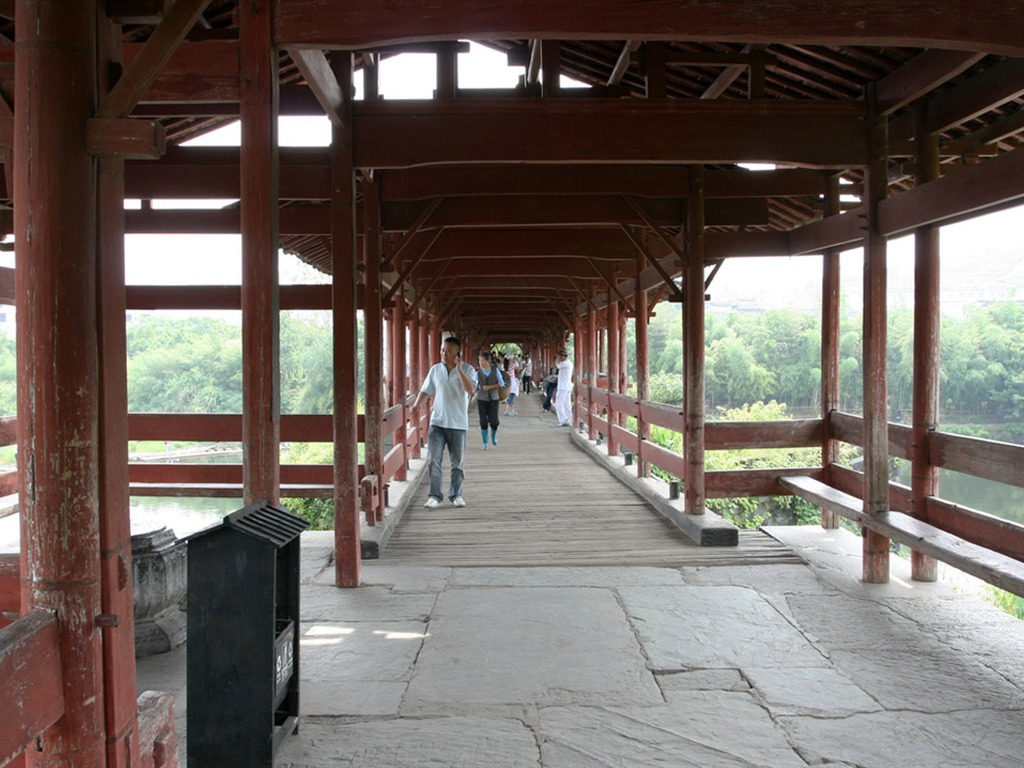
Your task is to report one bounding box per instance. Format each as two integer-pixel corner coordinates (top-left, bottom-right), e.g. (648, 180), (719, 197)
(778, 708), (1024, 768)
(681, 563), (834, 594)
(828, 647), (1024, 712)
(359, 564), (453, 593)
(450, 565), (686, 588)
(619, 585), (829, 671)
(656, 668), (750, 694)
(744, 666), (883, 717)
(538, 692), (807, 768)
(301, 582), (437, 622)
(784, 591), (940, 651)
(402, 586), (663, 713)
(301, 680), (407, 717)
(278, 717), (540, 767)
(299, 620), (425, 683)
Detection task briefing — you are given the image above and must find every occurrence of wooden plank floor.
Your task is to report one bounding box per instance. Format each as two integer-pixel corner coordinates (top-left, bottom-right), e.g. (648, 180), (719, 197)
(383, 390), (804, 568)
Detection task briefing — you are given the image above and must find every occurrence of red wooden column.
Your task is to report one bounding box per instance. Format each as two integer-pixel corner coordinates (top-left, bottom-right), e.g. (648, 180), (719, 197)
(391, 290), (409, 481)
(15, 1), (105, 763)
(331, 54), (361, 587)
(586, 294), (598, 439)
(820, 175), (842, 529)
(240, 0), (281, 505)
(618, 311), (628, 407)
(862, 90), (891, 583)
(362, 176), (384, 523)
(572, 313), (583, 428)
(410, 309), (424, 456)
(684, 165), (707, 515)
(95, 15), (140, 765)
(418, 312), (430, 447)
(911, 102), (940, 582)
(635, 275), (651, 478)
(606, 290), (621, 455)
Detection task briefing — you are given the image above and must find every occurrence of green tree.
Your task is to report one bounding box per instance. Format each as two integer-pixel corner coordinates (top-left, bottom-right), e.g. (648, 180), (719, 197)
(127, 316), (243, 413)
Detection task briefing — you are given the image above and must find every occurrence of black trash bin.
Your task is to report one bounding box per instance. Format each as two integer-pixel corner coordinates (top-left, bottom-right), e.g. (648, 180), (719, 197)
(186, 500), (309, 768)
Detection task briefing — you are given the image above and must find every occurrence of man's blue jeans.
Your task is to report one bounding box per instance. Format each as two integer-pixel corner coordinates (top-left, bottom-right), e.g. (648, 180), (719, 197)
(427, 425), (466, 501)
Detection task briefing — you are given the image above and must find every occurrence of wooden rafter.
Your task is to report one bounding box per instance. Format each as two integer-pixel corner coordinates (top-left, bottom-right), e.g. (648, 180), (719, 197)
(621, 195), (685, 261)
(383, 226), (445, 303)
(383, 196), (443, 265)
(618, 223), (683, 300)
(98, 0), (213, 118)
(287, 49), (345, 126)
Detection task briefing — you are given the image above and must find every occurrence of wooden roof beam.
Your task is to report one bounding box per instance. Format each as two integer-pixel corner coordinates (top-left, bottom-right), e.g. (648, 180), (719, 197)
(411, 257), (611, 279)
(873, 49), (986, 116)
(890, 57), (1024, 141)
(353, 99), (868, 168)
(384, 195), (767, 230)
(127, 152), (837, 200)
(407, 227), (635, 260)
(607, 40), (641, 86)
(272, 0), (1024, 56)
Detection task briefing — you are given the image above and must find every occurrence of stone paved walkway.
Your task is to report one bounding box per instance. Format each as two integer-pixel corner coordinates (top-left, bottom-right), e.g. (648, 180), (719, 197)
(139, 525), (1024, 767)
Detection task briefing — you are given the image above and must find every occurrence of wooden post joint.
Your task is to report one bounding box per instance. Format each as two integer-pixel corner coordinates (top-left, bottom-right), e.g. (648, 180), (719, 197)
(87, 117), (166, 159)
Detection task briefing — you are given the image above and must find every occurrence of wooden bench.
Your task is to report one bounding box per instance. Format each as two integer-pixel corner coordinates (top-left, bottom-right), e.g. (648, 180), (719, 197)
(780, 475), (1024, 596)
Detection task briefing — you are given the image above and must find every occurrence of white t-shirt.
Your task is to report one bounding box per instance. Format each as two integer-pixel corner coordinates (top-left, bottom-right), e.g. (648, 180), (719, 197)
(556, 357), (574, 390)
(420, 362), (477, 430)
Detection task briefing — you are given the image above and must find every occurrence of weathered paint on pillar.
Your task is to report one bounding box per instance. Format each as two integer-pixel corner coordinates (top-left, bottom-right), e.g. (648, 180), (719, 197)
(862, 88), (891, 583)
(240, 0), (281, 505)
(418, 313), (430, 448)
(635, 264), (651, 478)
(607, 288), (620, 456)
(911, 101), (940, 582)
(820, 175), (842, 529)
(391, 290), (408, 481)
(362, 176), (384, 524)
(684, 166), (707, 515)
(586, 290), (598, 439)
(15, 1), (106, 763)
(331, 54), (361, 587)
(96, 14), (141, 767)
(410, 311), (424, 457)
(571, 315), (581, 427)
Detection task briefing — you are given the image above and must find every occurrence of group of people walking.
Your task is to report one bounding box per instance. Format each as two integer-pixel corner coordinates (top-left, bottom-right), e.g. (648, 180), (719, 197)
(407, 338), (573, 509)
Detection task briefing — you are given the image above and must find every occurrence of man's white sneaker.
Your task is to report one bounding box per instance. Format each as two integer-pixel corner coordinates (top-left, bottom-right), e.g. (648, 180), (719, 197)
(423, 497), (441, 508)
(452, 497), (466, 507)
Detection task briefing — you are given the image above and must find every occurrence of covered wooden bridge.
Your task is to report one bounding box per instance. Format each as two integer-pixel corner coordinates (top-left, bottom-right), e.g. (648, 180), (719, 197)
(1, 1), (1024, 766)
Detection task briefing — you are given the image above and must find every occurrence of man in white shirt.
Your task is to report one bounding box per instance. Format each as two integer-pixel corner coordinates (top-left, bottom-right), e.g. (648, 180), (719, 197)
(407, 336), (477, 507)
(554, 348), (574, 427)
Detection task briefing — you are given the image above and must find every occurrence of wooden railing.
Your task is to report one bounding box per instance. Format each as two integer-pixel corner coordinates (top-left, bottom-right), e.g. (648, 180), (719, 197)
(0, 610), (64, 766)
(0, 406), (426, 528)
(579, 384), (821, 497)
(578, 384), (1024, 589)
(126, 408), (424, 513)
